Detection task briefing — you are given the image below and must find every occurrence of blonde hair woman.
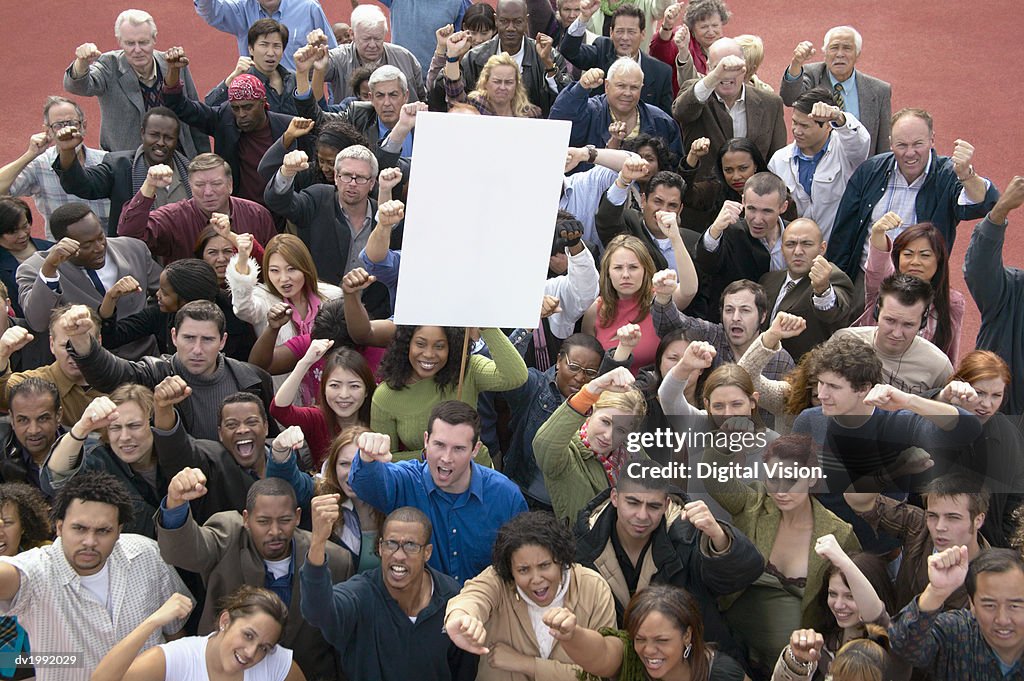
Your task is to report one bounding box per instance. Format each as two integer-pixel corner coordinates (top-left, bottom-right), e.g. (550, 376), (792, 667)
(442, 32), (541, 117)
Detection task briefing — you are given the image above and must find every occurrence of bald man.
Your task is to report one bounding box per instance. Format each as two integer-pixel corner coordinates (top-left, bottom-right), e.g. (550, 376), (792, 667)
(672, 37), (786, 180)
(758, 218), (853, 360)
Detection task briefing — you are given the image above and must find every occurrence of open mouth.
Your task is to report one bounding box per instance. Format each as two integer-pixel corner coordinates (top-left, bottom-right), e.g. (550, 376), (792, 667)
(236, 439), (255, 458)
(389, 564), (409, 580)
(436, 465), (454, 481)
(644, 658), (666, 671)
(234, 652), (250, 667)
(418, 361), (438, 373)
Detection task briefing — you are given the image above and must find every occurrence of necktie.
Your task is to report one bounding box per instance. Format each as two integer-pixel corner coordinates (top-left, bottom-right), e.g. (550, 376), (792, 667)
(772, 280), (797, 318)
(833, 82), (846, 110)
(85, 268), (106, 295)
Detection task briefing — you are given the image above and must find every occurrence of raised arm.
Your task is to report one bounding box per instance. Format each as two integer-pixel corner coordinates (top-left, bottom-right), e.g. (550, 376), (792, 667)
(814, 534), (885, 622)
(341, 268), (396, 347)
(657, 341), (716, 417)
(470, 328), (529, 392)
(965, 177), (1024, 317)
(89, 594), (194, 681)
(47, 397), (122, 478)
(542, 607), (624, 679)
(274, 339), (334, 411)
(738, 313), (805, 416)
(0, 132), (51, 196)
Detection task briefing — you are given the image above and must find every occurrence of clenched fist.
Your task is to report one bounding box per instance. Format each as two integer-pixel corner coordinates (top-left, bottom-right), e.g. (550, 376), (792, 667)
(579, 68), (605, 90)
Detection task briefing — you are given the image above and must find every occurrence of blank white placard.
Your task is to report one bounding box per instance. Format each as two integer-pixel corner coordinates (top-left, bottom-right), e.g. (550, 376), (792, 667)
(393, 112), (570, 329)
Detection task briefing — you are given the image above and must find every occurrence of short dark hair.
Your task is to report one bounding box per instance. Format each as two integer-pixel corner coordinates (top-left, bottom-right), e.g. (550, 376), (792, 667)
(382, 506), (433, 544)
(8, 377), (60, 415)
(815, 334), (882, 391)
(51, 471), (134, 526)
(622, 134), (677, 175)
(245, 477), (298, 513)
(646, 171), (686, 199)
(317, 119), (371, 153)
(174, 299), (226, 335)
(164, 259), (220, 305)
(793, 86), (837, 115)
(0, 197), (32, 236)
(559, 333), (605, 360)
(426, 401), (481, 445)
(877, 273), (933, 318)
(922, 474), (990, 520)
(463, 2), (496, 32)
(617, 460), (674, 493)
(966, 548), (1024, 599)
(49, 203), (96, 241)
(247, 18), (289, 49)
(348, 65), (374, 98)
(720, 279), (767, 321)
(610, 4), (645, 32)
(743, 171), (788, 206)
(141, 106), (180, 133)
(218, 391), (268, 424)
(491, 512), (576, 584)
(761, 433), (818, 469)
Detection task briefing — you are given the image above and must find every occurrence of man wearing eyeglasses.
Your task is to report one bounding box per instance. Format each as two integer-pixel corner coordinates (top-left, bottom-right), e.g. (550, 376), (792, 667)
(302, 503), (478, 680)
(266, 144), (381, 285)
(63, 9), (209, 158)
(0, 97), (110, 240)
(156, 464), (352, 679)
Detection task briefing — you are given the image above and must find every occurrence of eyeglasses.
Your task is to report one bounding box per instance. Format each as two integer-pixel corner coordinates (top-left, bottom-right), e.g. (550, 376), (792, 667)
(48, 119), (82, 132)
(379, 539), (426, 555)
(561, 358), (599, 379)
(336, 172), (373, 185)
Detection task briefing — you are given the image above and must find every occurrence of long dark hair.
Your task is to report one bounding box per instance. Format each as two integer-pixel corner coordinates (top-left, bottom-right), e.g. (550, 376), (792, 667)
(318, 347), (375, 431)
(377, 325), (467, 392)
(714, 137), (769, 202)
(623, 585), (711, 681)
(817, 552), (897, 650)
(890, 223), (953, 354)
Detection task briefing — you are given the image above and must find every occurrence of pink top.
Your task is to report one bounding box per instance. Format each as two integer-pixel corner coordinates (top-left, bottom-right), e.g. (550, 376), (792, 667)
(854, 238), (965, 364)
(594, 296), (659, 375)
(282, 334), (386, 407)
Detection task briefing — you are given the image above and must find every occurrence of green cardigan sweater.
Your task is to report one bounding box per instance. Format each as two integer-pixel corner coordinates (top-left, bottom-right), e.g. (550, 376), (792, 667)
(701, 445), (861, 629)
(370, 328), (528, 464)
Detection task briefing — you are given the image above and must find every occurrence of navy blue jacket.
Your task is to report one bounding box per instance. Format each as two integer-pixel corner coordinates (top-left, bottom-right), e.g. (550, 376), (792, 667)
(558, 32), (674, 114)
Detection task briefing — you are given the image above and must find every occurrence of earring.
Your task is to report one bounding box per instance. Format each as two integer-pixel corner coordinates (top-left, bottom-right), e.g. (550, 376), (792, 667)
(683, 643), (692, 659)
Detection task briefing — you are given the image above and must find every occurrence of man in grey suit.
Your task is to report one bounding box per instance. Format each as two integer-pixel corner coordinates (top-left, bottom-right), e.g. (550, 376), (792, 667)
(779, 26), (893, 156)
(16, 203), (161, 360)
(759, 218), (853, 361)
(64, 9), (209, 158)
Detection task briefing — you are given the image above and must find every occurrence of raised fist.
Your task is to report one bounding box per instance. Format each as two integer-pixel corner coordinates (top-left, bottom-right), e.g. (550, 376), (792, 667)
(270, 425), (305, 463)
(0, 327), (34, 361)
(58, 304), (94, 338)
(579, 0), (600, 22)
(608, 120), (629, 142)
(378, 167), (403, 193)
(540, 295), (562, 319)
(652, 269), (679, 298)
(164, 46), (189, 69)
(791, 41), (815, 69)
(55, 126), (84, 152)
(77, 396), (121, 434)
(673, 24), (691, 51)
(808, 255), (833, 295)
(446, 31), (473, 59)
(678, 340), (716, 372)
(153, 375), (192, 409)
(870, 211), (903, 235)
(75, 43), (102, 64)
(148, 594), (195, 629)
(711, 200), (743, 235)
(105, 275), (143, 303)
(951, 139), (975, 179)
(585, 366), (635, 395)
(377, 200), (405, 228)
(688, 137), (711, 159)
(282, 150), (310, 177)
(768, 311), (807, 340)
(266, 301), (293, 330)
(341, 268), (376, 294)
(534, 33), (554, 64)
(285, 117), (314, 140)
(662, 3), (683, 31)
(810, 101), (842, 124)
(579, 68), (605, 90)
(310, 493), (341, 544)
(357, 431), (393, 463)
(616, 323), (642, 350)
(145, 164), (174, 190)
(167, 467), (208, 508)
(619, 156), (650, 183)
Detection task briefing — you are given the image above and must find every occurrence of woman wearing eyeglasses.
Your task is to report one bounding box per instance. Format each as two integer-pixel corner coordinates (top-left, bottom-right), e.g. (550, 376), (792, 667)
(701, 434), (859, 680)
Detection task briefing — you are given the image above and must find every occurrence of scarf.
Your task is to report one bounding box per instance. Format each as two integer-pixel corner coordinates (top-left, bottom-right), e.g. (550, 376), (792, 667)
(288, 291), (322, 337)
(579, 420), (628, 486)
(131, 148), (192, 199)
(689, 34), (709, 75)
(516, 568), (571, 659)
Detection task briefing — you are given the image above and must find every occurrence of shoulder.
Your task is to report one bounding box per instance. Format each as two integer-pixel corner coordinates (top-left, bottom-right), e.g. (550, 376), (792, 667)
(230, 197), (274, 218)
(205, 510), (246, 530)
(115, 533), (168, 562)
(856, 70), (892, 91)
(385, 42), (417, 60)
(106, 235), (152, 256)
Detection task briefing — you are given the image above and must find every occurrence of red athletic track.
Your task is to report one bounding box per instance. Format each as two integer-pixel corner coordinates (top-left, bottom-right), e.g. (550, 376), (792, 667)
(2, 1), (1021, 353)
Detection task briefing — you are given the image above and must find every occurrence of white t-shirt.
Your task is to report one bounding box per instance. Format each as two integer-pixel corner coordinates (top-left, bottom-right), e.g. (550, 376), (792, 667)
(159, 634), (293, 681)
(78, 561), (112, 616)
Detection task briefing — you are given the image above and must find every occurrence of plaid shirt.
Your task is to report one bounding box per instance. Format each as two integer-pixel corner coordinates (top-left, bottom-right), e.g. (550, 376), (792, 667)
(889, 597), (1024, 680)
(651, 298), (795, 380)
(9, 146), (111, 238)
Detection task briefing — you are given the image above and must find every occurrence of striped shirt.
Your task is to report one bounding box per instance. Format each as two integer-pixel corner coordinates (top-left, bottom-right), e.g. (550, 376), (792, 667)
(9, 146), (111, 240)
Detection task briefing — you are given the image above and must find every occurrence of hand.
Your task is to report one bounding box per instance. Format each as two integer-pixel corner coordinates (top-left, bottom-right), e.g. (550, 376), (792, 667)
(373, 168), (403, 198)
(584, 366), (635, 396)
(813, 534), (849, 565)
(377, 199), (405, 229)
(488, 643), (531, 673)
(235, 232), (254, 262)
(688, 136), (711, 160)
(939, 380), (979, 408)
(310, 493), (341, 544)
(870, 211), (902, 236)
(652, 269), (679, 299)
(0, 327), (34, 362)
(808, 255), (833, 295)
(682, 499), (727, 546)
(564, 147), (590, 173)
(991, 176), (1024, 223)
(559, 225), (583, 247)
(662, 2), (683, 31)
(655, 210), (681, 240)
(153, 375), (192, 409)
(76, 396), (121, 435)
(271, 425), (305, 463)
(396, 101), (427, 130)
(293, 44), (318, 74)
(55, 126), (84, 152)
(446, 615), (490, 655)
(608, 120), (629, 143)
(615, 323), (642, 350)
(540, 295), (562, 319)
(534, 33), (554, 66)
(927, 545), (969, 596)
(58, 304), (95, 338)
(164, 46), (189, 69)
(145, 164), (174, 190)
(227, 56), (255, 84)
(710, 54), (745, 85)
(26, 132), (51, 157)
(446, 31), (473, 59)
(285, 117), (314, 141)
(789, 629), (824, 665)
(281, 150), (310, 178)
(618, 156), (649, 183)
(710, 200), (743, 237)
(105, 276), (142, 303)
(768, 311), (807, 340)
(75, 42), (103, 65)
(146, 594), (194, 629)
(266, 301), (293, 330)
(719, 415), (756, 435)
(357, 431), (393, 463)
(810, 101), (843, 125)
(951, 139), (975, 180)
(790, 41), (816, 71)
(301, 338), (334, 365)
(863, 383), (913, 411)
(166, 467), (208, 508)
(305, 29), (329, 48)
(341, 268), (376, 294)
(579, 67), (605, 90)
(209, 213), (236, 247)
(435, 24), (455, 51)
(543, 607), (577, 641)
(890, 447), (934, 477)
(672, 24), (691, 51)
(676, 340), (717, 373)
(43, 238), (81, 274)
(579, 0), (599, 22)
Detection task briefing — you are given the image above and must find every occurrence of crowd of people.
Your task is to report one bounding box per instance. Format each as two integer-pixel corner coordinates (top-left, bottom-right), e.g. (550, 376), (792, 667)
(0, 0), (1023, 680)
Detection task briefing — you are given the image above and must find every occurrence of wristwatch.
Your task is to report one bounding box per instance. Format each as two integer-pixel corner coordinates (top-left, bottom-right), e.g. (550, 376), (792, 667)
(585, 144), (598, 164)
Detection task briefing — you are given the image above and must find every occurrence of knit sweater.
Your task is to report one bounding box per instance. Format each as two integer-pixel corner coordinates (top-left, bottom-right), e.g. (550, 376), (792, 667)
(370, 328), (528, 462)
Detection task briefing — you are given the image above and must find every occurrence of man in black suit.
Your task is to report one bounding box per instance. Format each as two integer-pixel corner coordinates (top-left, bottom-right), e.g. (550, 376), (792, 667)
(558, 2), (673, 114)
(53, 107), (191, 234)
(759, 218), (853, 361)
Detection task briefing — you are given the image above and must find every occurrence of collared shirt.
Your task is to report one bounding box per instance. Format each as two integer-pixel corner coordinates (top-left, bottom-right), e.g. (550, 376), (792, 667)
(561, 165), (619, 245)
(9, 147), (110, 239)
(506, 37), (559, 94)
(794, 135), (831, 197)
(606, 181), (676, 266)
(341, 199), (374, 276)
(863, 153), (934, 268)
(0, 537), (190, 681)
(1, 361), (106, 428)
(349, 457), (528, 583)
(702, 219), (786, 271)
(378, 118), (413, 157)
(694, 79), (747, 138)
(828, 70), (860, 121)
